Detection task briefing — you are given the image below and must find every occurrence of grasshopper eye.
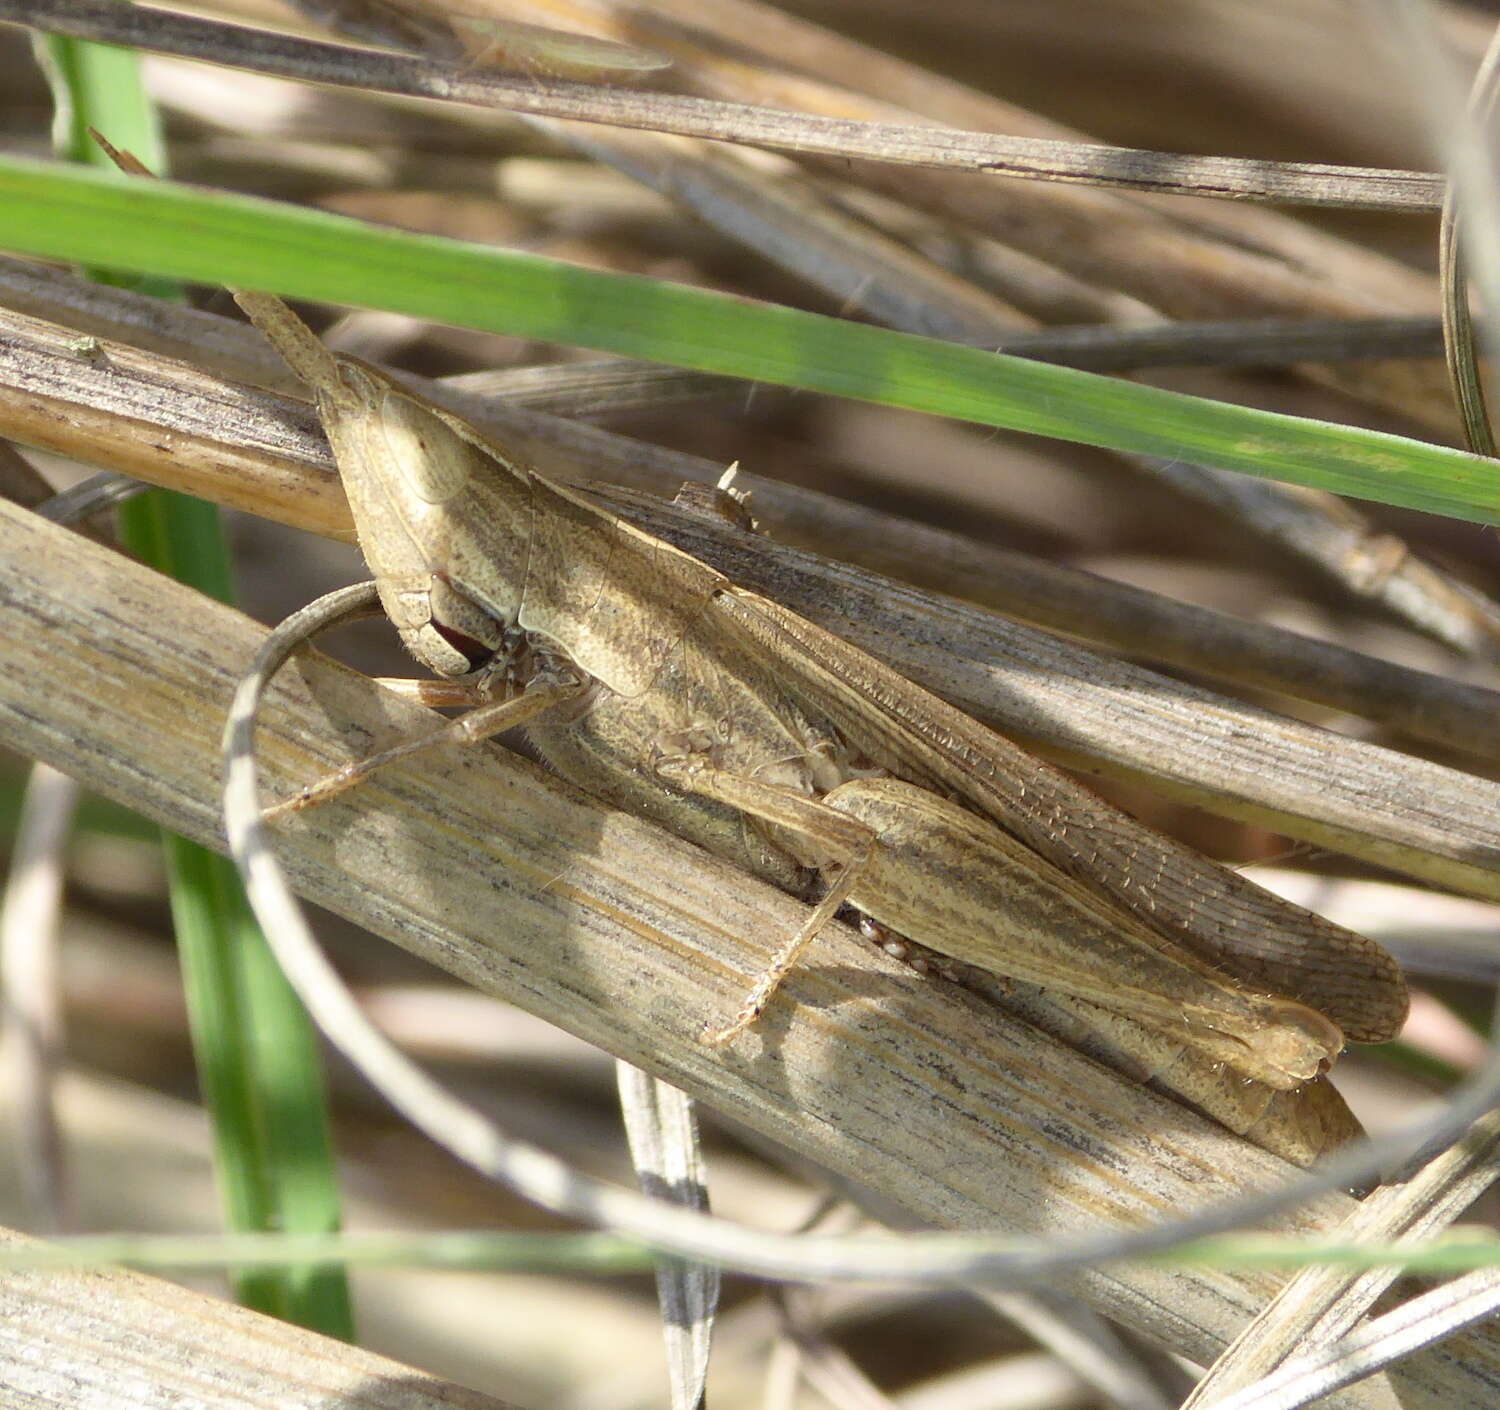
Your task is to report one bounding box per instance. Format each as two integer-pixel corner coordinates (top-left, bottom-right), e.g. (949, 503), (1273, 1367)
(378, 391), (473, 504)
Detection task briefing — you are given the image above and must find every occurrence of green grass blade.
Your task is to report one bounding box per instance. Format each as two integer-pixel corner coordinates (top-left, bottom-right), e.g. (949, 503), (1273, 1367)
(3, 1225), (1500, 1280)
(0, 154), (1494, 523)
(0, 1230), (658, 1276)
(119, 491), (353, 1339)
(30, 33), (176, 299)
(37, 37), (353, 1340)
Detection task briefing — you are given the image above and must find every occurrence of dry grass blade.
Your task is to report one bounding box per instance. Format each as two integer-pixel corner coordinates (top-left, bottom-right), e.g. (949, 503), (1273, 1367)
(843, 1189), (1183, 1410)
(0, 256), (310, 396)
(0, 438), (58, 510)
(1438, 225), (1493, 453)
(1120, 452), (1500, 661)
(972, 316), (1454, 371)
(1, 304), (1497, 906)
(1198, 1271), (1500, 1410)
(1438, 20), (1500, 455)
(1370, 0), (1500, 369)
(1186, 1112), (1500, 1405)
(0, 764), (78, 1234)
(4, 493), (1495, 1403)
(615, 1064), (717, 1410)
(766, 1285), (898, 1410)
(536, 120), (1034, 343)
(0, 0), (1446, 209)
(970, 1296), (1178, 1410)
(443, 358), (739, 417)
(31, 470), (144, 529)
(895, 1353), (1092, 1410)
(0, 1227), (517, 1408)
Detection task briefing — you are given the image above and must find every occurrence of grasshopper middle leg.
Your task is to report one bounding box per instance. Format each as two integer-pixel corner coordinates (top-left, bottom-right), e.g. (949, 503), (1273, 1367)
(653, 756), (880, 1045)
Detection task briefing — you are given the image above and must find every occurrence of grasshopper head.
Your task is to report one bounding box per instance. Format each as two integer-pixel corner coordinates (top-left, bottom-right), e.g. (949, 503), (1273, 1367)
(318, 358), (535, 683)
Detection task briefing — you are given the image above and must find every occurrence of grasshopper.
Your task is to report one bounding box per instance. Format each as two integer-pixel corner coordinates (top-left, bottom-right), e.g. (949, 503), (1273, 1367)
(85, 102), (1396, 1101)
(211, 284), (1406, 1100)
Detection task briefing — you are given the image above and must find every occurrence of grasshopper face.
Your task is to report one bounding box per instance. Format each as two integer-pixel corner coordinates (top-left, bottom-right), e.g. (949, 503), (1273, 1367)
(317, 358), (536, 686)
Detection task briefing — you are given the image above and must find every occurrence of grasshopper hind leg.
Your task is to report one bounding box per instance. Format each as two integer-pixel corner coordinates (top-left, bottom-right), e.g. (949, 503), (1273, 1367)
(699, 858), (869, 1046)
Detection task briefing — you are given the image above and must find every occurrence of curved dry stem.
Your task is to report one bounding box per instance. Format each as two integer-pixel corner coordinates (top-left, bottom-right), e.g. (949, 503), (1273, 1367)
(10, 497), (1500, 1408)
(210, 582), (1500, 1289)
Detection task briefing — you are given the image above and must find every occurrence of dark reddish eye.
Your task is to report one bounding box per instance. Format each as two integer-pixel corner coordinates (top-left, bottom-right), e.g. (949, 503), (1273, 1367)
(434, 623), (496, 671)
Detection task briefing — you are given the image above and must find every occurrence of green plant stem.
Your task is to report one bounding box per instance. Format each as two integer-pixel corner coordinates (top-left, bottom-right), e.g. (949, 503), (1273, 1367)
(0, 155), (1493, 524)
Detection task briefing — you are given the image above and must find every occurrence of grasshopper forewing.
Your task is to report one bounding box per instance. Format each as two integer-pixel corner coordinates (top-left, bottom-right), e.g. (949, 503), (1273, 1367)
(206, 281), (1404, 1095)
(703, 584), (1409, 1046)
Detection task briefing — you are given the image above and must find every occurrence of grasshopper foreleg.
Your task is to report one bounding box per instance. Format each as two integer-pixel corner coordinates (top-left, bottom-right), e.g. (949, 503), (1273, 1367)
(265, 672), (585, 820)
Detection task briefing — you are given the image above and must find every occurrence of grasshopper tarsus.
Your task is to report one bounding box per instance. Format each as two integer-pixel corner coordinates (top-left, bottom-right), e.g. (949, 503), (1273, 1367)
(262, 741), (431, 821)
(262, 781), (334, 823)
(699, 1013), (754, 1048)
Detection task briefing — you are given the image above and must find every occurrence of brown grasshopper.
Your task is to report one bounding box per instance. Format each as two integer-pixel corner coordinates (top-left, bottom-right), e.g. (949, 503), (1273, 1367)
(212, 286), (1406, 1101)
(85, 111), (1397, 1104)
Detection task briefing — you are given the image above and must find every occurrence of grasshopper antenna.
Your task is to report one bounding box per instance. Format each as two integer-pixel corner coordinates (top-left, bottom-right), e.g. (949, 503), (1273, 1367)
(88, 127), (344, 394)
